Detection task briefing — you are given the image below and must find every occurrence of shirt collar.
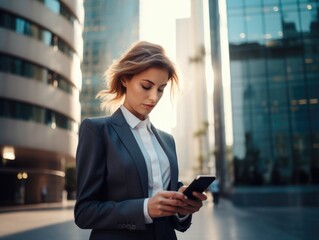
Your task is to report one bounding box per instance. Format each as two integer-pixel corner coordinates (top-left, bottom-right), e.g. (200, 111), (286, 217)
(120, 105), (151, 130)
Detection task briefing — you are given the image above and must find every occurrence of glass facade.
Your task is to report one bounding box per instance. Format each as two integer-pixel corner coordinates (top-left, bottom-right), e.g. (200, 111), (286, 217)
(81, 0), (139, 119)
(0, 53), (77, 95)
(36, 0), (78, 24)
(0, 9), (75, 58)
(227, 0), (319, 185)
(0, 98), (78, 132)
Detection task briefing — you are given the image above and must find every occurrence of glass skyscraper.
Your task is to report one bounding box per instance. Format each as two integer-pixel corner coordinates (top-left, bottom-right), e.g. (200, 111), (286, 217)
(81, 0), (139, 120)
(226, 0), (319, 188)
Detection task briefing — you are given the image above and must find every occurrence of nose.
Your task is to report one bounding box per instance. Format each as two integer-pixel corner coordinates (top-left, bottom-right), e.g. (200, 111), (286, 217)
(149, 89), (161, 103)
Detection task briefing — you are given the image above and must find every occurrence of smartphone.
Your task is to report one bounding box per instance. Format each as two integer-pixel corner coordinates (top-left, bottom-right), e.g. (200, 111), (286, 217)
(183, 175), (216, 200)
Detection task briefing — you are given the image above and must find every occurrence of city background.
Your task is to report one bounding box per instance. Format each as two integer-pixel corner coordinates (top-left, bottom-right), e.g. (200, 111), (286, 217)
(0, 0), (318, 239)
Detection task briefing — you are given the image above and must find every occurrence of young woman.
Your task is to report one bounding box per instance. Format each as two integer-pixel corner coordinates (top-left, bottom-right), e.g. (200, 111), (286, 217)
(74, 41), (207, 240)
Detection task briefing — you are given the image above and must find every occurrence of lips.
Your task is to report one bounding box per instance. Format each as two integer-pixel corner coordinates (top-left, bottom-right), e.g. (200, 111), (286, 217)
(143, 104), (155, 109)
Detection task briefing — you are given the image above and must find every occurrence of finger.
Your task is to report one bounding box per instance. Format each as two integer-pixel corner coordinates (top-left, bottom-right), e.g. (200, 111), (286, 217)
(159, 204), (181, 213)
(191, 192), (208, 201)
(178, 186), (187, 193)
(165, 197), (188, 207)
(177, 205), (199, 215)
(153, 202), (184, 216)
(155, 194), (187, 208)
(176, 208), (190, 215)
(160, 191), (188, 201)
(184, 200), (204, 212)
(187, 201), (203, 211)
(186, 198), (204, 208)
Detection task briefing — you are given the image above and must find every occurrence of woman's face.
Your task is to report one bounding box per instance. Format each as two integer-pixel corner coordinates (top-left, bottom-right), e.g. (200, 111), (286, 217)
(122, 67), (169, 120)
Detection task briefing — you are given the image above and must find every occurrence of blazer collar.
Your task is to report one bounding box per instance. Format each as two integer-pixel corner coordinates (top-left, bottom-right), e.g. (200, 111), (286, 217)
(110, 108), (128, 126)
(110, 108), (178, 192)
(110, 109), (149, 197)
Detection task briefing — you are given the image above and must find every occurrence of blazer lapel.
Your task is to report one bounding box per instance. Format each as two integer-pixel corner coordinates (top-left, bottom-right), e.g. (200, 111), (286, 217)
(110, 109), (149, 197)
(151, 126), (178, 191)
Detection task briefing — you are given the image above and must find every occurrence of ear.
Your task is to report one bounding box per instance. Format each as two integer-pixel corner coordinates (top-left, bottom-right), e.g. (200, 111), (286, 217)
(121, 78), (127, 87)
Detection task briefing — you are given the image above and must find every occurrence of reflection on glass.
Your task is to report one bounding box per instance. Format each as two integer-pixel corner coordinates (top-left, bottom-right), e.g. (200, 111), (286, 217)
(228, 0), (319, 185)
(227, 0), (243, 8)
(246, 14), (263, 43)
(0, 98), (78, 132)
(0, 53), (76, 95)
(44, 0), (60, 14)
(228, 16), (245, 43)
(264, 12), (281, 41)
(37, 0), (77, 24)
(0, 9), (74, 58)
(245, 0), (262, 6)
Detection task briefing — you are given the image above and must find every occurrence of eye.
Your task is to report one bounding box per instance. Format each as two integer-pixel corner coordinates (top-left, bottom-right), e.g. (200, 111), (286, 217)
(141, 84), (151, 90)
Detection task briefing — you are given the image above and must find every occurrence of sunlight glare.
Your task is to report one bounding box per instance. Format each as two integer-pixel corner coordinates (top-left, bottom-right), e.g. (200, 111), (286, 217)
(139, 0), (190, 132)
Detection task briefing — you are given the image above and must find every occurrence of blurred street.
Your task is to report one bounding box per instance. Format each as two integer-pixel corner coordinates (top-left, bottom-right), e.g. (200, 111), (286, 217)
(0, 197), (318, 240)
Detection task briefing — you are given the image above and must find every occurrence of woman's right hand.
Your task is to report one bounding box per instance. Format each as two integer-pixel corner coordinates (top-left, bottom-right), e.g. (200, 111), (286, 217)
(147, 190), (188, 218)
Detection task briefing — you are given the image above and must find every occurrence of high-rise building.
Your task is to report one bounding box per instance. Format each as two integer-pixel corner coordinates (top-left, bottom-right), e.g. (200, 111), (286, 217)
(0, 0), (84, 205)
(208, 0), (232, 193)
(81, 0), (139, 120)
(210, 0), (319, 206)
(174, 0), (215, 181)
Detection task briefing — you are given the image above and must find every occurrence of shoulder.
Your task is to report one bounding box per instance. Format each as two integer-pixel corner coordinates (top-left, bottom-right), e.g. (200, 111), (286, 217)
(81, 116), (110, 128)
(79, 116), (111, 136)
(79, 108), (125, 135)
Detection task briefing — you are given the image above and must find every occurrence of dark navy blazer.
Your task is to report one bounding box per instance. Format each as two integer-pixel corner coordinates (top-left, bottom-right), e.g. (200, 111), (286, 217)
(74, 108), (191, 240)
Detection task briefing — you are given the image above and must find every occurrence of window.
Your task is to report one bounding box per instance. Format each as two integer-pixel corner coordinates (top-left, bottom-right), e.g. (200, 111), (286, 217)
(0, 53), (76, 94)
(0, 98), (78, 132)
(0, 9), (75, 58)
(38, 0), (77, 24)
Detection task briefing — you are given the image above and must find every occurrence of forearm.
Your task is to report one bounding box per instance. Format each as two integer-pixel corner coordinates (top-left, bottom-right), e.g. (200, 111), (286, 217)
(74, 198), (146, 230)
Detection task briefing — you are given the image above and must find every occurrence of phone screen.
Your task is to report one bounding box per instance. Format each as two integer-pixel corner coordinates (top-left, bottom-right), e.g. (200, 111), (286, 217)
(183, 175), (215, 200)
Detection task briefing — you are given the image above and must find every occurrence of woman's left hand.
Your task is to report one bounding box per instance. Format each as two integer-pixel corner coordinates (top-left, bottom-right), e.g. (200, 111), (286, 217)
(176, 186), (207, 215)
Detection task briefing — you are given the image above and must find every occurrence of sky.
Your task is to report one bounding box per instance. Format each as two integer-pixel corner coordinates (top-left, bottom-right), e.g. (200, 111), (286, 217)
(139, 0), (191, 132)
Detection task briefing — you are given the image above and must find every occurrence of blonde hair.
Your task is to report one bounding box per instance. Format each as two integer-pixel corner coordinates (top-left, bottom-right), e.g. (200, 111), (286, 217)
(96, 41), (179, 112)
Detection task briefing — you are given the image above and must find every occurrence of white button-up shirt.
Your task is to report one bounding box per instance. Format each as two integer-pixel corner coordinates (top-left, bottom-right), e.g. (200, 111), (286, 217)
(120, 105), (171, 223)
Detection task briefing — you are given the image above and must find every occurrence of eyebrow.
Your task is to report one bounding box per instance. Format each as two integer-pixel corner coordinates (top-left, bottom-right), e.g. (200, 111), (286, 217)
(141, 79), (167, 87)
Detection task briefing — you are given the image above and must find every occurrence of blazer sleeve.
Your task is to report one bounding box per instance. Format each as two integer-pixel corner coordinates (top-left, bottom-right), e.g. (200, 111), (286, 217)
(157, 131), (193, 232)
(170, 215), (192, 232)
(74, 118), (146, 231)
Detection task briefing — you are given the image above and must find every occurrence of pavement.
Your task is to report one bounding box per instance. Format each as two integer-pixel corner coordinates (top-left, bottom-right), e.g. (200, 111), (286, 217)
(0, 196), (318, 240)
